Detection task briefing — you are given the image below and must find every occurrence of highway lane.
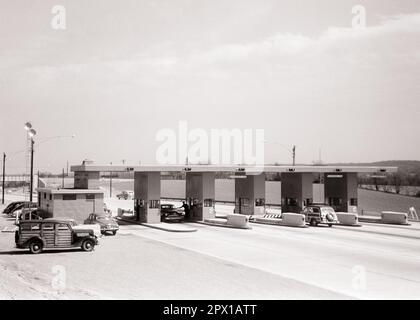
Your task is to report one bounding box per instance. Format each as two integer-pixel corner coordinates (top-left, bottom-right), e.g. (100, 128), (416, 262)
(117, 221), (420, 299)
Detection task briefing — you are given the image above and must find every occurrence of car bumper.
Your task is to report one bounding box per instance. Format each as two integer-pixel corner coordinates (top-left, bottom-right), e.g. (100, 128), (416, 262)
(101, 226), (119, 231)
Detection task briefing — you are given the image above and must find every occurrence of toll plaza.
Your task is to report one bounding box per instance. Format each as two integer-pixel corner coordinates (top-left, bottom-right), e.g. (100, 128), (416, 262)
(70, 163), (397, 223)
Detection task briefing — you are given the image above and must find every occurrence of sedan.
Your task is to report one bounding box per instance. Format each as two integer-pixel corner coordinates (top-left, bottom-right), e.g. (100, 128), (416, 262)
(84, 213), (119, 235)
(160, 204), (184, 223)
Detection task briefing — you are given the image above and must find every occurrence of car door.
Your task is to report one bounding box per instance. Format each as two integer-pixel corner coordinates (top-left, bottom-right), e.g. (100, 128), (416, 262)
(42, 222), (56, 248)
(56, 223), (72, 247)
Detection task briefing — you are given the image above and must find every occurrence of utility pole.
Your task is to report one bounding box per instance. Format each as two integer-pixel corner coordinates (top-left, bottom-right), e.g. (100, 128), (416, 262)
(66, 160), (69, 176)
(30, 139), (34, 202)
(292, 145), (296, 166)
(62, 168), (65, 188)
(2, 153), (5, 205)
(110, 162), (112, 198)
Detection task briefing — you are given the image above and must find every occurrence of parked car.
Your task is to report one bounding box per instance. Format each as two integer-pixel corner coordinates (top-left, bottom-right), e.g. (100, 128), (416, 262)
(160, 204), (184, 223)
(15, 219), (99, 254)
(15, 208), (43, 225)
(8, 202), (37, 217)
(302, 205), (338, 227)
(3, 201), (25, 214)
(84, 213), (119, 235)
(116, 191), (133, 200)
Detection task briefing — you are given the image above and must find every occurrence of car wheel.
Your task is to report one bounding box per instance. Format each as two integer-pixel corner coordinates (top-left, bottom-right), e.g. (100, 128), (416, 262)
(310, 219), (318, 227)
(81, 239), (95, 252)
(328, 224), (333, 227)
(29, 240), (43, 254)
(112, 231), (117, 235)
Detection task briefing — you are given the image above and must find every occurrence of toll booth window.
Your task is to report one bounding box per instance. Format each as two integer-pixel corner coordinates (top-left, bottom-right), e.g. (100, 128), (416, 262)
(86, 194), (95, 200)
(38, 193), (41, 207)
(44, 193), (46, 199)
(63, 194), (77, 201)
(350, 198), (358, 206)
(286, 198), (298, 206)
(49, 194), (52, 201)
(149, 200), (160, 209)
(255, 198), (265, 207)
(204, 199), (214, 207)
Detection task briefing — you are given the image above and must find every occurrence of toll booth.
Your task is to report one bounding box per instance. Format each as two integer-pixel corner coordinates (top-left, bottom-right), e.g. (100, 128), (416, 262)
(134, 172), (161, 223)
(281, 172), (313, 213)
(234, 173), (266, 216)
(185, 172), (215, 221)
(324, 172), (358, 213)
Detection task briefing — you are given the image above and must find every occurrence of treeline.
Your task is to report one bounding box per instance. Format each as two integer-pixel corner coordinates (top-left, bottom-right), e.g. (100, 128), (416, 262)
(358, 172), (420, 195)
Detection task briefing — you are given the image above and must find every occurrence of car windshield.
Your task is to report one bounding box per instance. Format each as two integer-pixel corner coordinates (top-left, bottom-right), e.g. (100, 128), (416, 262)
(97, 216), (112, 220)
(321, 207), (335, 215)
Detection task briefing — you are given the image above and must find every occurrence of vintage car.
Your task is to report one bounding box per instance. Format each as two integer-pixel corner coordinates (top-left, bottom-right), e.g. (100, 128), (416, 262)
(15, 218), (99, 254)
(160, 204), (185, 223)
(301, 204), (339, 227)
(84, 213), (119, 235)
(7, 202), (37, 217)
(3, 201), (25, 214)
(116, 191), (134, 200)
(15, 208), (44, 225)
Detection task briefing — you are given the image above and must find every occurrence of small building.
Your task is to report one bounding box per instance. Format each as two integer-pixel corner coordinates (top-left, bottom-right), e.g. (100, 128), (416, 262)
(37, 188), (104, 223)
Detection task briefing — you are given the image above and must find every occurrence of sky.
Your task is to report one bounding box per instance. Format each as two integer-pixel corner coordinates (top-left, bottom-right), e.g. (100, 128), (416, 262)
(0, 0), (419, 173)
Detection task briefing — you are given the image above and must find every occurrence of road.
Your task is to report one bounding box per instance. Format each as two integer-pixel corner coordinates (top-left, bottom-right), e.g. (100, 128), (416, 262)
(1, 196), (420, 299)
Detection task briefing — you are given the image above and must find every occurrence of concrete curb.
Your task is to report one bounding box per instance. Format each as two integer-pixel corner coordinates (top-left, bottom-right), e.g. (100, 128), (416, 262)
(358, 216), (411, 226)
(195, 221), (251, 230)
(116, 217), (197, 233)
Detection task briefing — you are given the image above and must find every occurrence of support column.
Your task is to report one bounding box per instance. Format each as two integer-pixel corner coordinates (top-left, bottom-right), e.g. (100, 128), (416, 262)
(234, 173), (266, 215)
(74, 171), (100, 189)
(134, 172), (161, 223)
(185, 172), (215, 221)
(281, 173), (313, 213)
(324, 172), (358, 213)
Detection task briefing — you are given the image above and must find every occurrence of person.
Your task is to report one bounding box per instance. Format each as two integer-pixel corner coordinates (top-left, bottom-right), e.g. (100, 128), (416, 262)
(181, 201), (190, 220)
(408, 206), (418, 220)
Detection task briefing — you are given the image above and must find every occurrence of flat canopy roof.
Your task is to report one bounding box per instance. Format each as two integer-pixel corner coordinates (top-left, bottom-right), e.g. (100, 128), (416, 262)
(71, 164), (398, 174)
(37, 188), (104, 194)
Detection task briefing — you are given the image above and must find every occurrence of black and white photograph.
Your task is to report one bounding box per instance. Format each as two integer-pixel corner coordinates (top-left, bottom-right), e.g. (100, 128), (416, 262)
(0, 0), (420, 307)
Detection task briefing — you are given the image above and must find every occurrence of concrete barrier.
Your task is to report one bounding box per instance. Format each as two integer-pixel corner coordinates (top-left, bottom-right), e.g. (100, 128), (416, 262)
(227, 214), (250, 228)
(281, 213), (306, 227)
(254, 213), (306, 228)
(336, 212), (360, 226)
(381, 211), (409, 225)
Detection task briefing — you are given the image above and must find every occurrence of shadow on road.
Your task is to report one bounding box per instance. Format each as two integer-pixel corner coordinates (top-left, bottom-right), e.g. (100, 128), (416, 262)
(0, 248), (88, 255)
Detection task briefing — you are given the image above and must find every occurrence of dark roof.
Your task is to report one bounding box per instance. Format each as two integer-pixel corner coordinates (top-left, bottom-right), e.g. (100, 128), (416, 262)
(20, 218), (76, 224)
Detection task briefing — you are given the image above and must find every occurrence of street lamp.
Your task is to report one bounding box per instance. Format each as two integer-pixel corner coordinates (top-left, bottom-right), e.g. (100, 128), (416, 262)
(264, 140), (296, 166)
(25, 122), (36, 202)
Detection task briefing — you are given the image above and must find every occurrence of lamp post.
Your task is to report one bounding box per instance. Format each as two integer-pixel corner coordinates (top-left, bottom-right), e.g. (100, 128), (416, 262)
(2, 153), (5, 205)
(24, 122), (36, 202)
(264, 140), (296, 166)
